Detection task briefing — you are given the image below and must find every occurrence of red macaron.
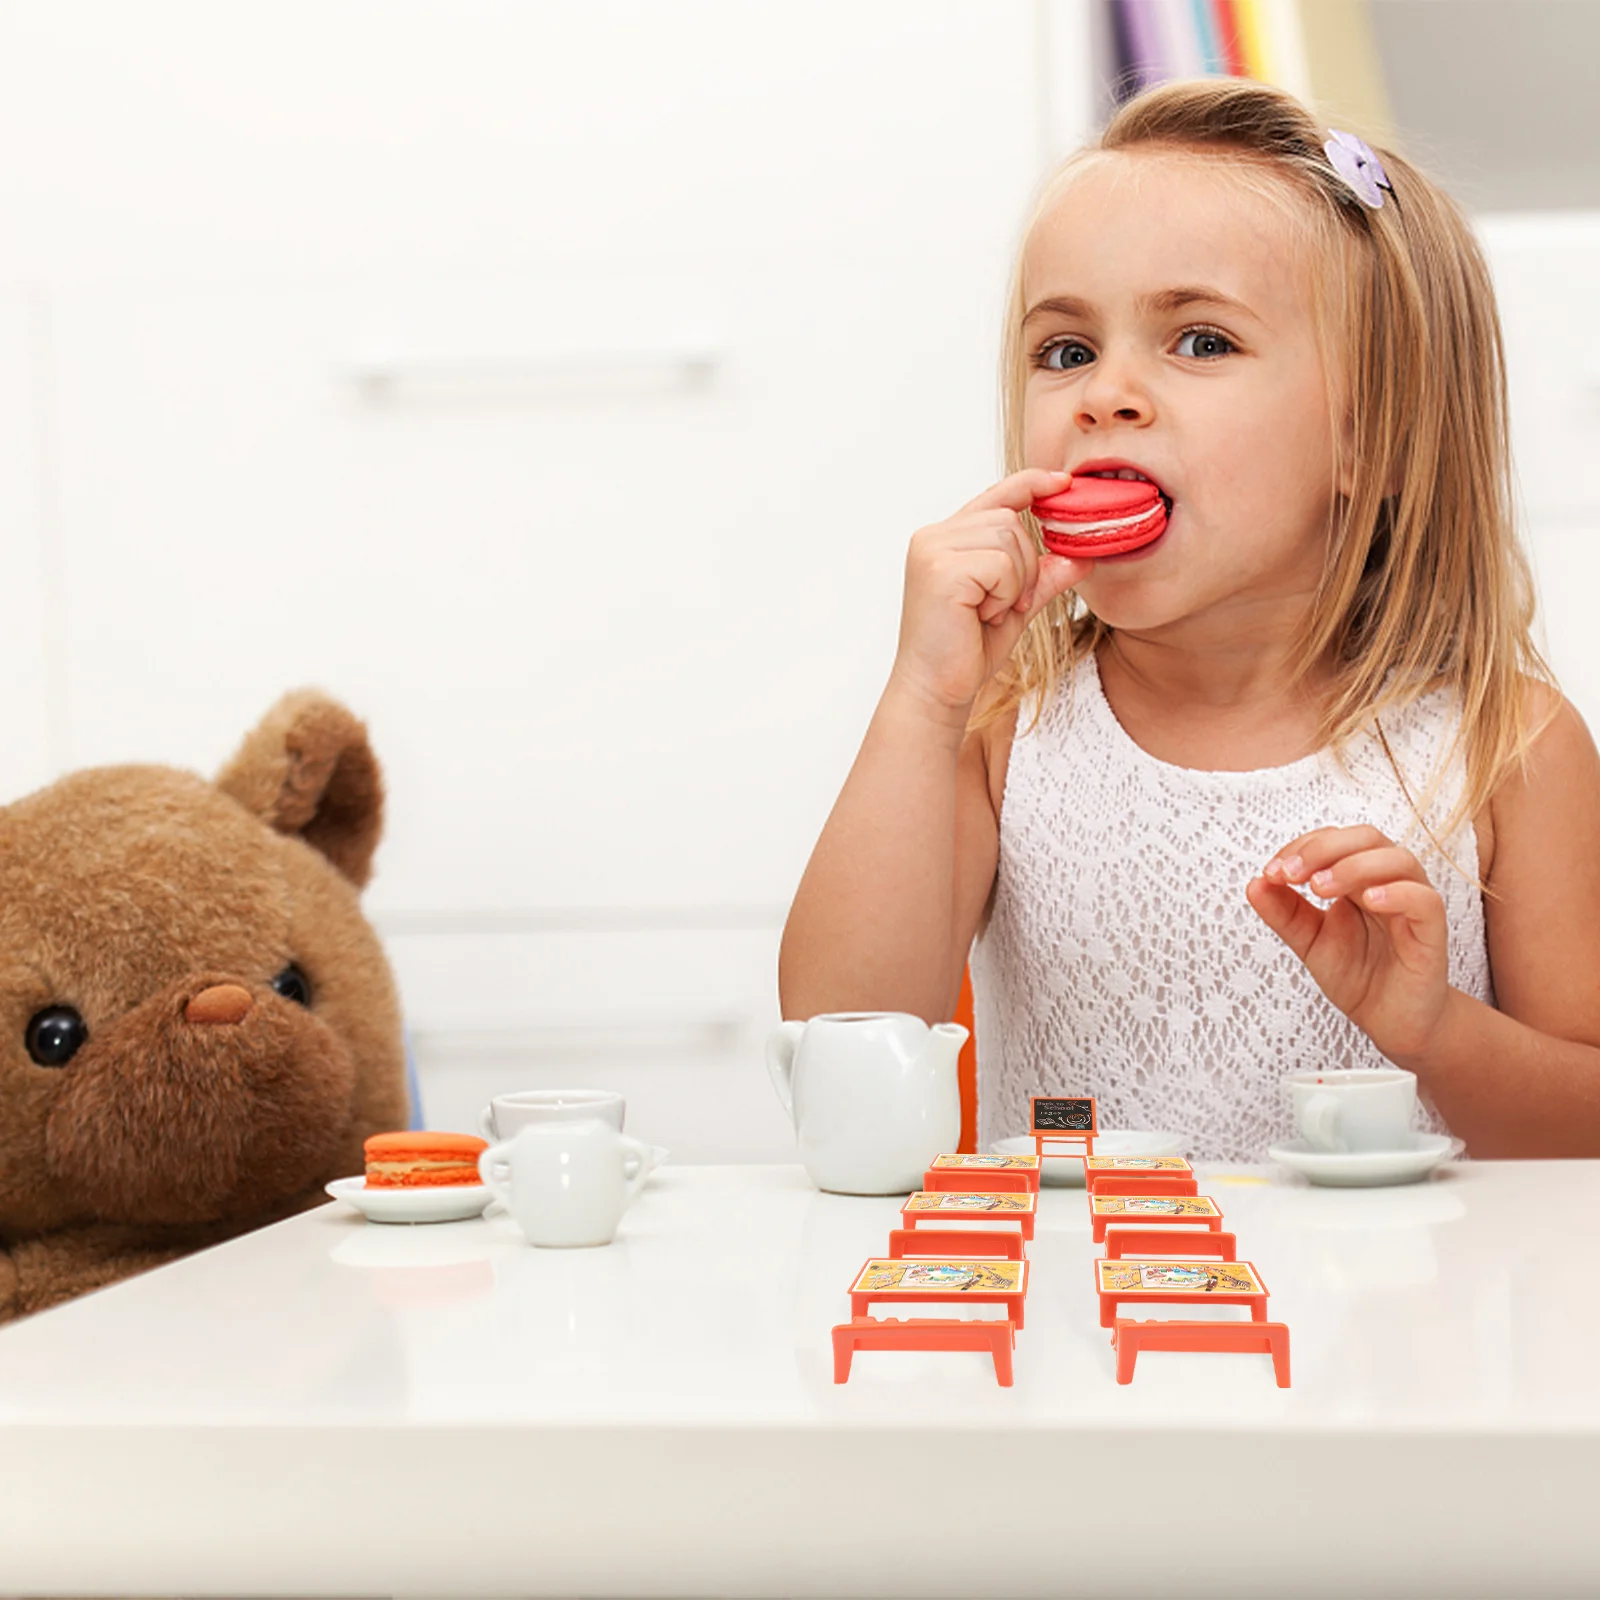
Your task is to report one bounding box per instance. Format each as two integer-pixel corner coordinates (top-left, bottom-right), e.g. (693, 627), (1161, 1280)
(1032, 476), (1169, 558)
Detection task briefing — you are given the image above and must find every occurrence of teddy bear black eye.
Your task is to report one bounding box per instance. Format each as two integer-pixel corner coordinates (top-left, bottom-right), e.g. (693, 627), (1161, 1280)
(25, 1006), (88, 1067)
(269, 964), (313, 1007)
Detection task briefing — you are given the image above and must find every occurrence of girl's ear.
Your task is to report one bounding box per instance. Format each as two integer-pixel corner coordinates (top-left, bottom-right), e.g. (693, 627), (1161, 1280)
(215, 691), (384, 888)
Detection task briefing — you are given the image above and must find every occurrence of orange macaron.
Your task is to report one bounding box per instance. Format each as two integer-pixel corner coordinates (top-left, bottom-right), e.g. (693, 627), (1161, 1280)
(363, 1130), (488, 1189)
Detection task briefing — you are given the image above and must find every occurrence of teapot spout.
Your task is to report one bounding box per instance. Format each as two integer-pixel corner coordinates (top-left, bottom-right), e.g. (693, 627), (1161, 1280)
(933, 1021), (969, 1048)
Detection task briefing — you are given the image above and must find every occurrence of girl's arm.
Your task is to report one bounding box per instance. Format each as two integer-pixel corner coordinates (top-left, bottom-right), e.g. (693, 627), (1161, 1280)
(1409, 692), (1600, 1154)
(776, 685), (997, 1023)
(1248, 687), (1600, 1155)
(779, 469), (1086, 1023)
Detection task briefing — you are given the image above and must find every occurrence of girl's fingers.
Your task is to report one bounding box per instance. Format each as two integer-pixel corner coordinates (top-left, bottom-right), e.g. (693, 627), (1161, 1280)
(1299, 846), (1430, 902)
(1356, 879), (1449, 965)
(1262, 825), (1395, 886)
(950, 511), (1036, 621)
(1017, 551), (1092, 618)
(960, 550), (1028, 623)
(1245, 875), (1324, 962)
(960, 467), (1072, 516)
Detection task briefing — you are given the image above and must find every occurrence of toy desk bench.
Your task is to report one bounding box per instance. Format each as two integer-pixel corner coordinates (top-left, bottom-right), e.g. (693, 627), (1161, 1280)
(1113, 1318), (1290, 1387)
(1103, 1228), (1237, 1262)
(889, 1227), (1025, 1262)
(1089, 1192), (1221, 1243)
(850, 1257), (1030, 1329)
(1095, 1257), (1268, 1328)
(902, 1190), (1036, 1240)
(924, 1153), (1040, 1195)
(1084, 1156), (1196, 1196)
(832, 1317), (1016, 1386)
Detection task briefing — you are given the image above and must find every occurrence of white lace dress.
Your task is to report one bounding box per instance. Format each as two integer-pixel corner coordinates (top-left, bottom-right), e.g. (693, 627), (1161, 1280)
(970, 649), (1494, 1161)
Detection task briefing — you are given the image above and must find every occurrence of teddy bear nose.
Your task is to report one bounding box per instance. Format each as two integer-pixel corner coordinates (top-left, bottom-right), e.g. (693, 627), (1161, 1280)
(184, 984), (255, 1026)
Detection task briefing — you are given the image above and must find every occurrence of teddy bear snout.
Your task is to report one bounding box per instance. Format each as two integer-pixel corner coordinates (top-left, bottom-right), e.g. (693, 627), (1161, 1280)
(185, 983), (254, 1026)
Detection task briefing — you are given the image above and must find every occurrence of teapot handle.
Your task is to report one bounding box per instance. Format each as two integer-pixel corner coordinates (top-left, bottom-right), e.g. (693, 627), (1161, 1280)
(765, 1021), (806, 1123)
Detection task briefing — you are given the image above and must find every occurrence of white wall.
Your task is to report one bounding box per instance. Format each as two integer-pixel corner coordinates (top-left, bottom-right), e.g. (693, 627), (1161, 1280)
(0, 1), (1096, 1159)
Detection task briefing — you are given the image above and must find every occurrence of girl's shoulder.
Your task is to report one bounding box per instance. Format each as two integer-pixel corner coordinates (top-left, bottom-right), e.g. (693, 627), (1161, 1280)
(970, 647), (1098, 818)
(1485, 678), (1597, 848)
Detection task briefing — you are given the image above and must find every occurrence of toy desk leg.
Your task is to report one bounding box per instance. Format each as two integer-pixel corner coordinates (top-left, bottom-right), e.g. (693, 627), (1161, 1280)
(888, 1227), (1025, 1261)
(1113, 1318), (1290, 1387)
(832, 1317), (1016, 1386)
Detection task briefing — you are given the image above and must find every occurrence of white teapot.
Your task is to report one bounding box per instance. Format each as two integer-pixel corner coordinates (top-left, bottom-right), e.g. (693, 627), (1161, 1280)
(766, 1012), (966, 1195)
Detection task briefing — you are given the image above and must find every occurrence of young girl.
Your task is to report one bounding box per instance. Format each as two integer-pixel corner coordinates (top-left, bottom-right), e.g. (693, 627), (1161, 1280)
(778, 77), (1600, 1162)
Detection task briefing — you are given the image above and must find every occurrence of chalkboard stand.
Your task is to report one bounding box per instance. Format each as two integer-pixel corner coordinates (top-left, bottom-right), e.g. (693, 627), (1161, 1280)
(1029, 1094), (1098, 1164)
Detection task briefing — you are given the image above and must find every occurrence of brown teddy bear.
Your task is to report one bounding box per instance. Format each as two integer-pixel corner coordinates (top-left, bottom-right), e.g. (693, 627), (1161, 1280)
(0, 691), (409, 1323)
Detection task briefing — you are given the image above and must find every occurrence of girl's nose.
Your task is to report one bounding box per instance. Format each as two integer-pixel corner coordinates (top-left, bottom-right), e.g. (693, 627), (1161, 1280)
(1074, 354), (1153, 428)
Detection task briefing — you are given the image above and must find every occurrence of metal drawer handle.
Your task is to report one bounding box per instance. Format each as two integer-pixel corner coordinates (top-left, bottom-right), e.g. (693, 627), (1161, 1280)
(342, 340), (723, 400)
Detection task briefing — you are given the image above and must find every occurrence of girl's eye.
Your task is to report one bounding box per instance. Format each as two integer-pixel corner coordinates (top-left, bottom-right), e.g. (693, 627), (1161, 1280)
(1174, 327), (1235, 359)
(1036, 339), (1094, 372)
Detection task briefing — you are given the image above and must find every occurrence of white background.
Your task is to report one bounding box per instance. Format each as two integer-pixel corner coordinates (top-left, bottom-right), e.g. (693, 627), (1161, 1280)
(0, 2), (1592, 1159)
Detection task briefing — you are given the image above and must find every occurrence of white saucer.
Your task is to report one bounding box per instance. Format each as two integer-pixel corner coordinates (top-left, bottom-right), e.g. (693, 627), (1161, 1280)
(990, 1130), (1186, 1188)
(324, 1175), (494, 1224)
(1267, 1133), (1464, 1188)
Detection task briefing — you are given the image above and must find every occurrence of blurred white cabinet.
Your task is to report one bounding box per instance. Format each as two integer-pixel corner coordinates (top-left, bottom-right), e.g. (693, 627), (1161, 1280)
(1479, 215), (1600, 734)
(1, 2), (1095, 1150)
(0, 292), (56, 801)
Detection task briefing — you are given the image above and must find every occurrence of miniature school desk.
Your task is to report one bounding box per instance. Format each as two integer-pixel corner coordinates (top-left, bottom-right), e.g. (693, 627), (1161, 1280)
(1094, 1257), (1269, 1328)
(1084, 1156), (1196, 1195)
(924, 1153), (1041, 1194)
(1089, 1192), (1222, 1243)
(850, 1258), (1029, 1329)
(902, 1189), (1037, 1240)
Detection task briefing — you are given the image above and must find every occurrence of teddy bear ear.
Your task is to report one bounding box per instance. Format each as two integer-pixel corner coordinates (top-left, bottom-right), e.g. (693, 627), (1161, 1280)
(215, 691), (384, 888)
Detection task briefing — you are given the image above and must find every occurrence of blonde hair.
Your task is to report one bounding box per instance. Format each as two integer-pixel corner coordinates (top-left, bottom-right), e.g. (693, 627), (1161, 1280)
(991, 77), (1555, 850)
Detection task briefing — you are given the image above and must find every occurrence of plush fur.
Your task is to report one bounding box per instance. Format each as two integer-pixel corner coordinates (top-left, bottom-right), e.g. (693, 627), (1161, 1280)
(0, 692), (408, 1322)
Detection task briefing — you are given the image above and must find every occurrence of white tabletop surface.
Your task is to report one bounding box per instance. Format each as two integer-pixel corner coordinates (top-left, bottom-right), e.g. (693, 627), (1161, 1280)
(0, 1158), (1595, 1597)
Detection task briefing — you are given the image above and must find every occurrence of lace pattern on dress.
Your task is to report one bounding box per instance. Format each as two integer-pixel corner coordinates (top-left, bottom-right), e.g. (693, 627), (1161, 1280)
(970, 651), (1493, 1162)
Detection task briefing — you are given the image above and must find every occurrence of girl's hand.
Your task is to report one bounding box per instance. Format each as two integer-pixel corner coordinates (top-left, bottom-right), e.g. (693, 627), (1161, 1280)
(1245, 826), (1452, 1063)
(889, 469), (1092, 720)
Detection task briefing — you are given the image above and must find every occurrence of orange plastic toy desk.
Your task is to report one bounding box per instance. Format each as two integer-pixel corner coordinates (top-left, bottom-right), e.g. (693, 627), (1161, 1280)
(1095, 1257), (1268, 1328)
(1084, 1157), (1196, 1196)
(851, 1257), (1030, 1330)
(924, 1154), (1041, 1195)
(902, 1190), (1036, 1240)
(1089, 1192), (1221, 1243)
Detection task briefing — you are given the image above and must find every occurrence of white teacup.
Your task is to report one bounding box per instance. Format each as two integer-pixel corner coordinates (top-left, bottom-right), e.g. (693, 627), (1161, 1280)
(478, 1119), (659, 1248)
(1285, 1068), (1418, 1154)
(479, 1088), (625, 1142)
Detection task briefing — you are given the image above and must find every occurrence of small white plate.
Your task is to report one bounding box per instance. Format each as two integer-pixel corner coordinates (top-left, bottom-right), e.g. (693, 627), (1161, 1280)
(1267, 1133), (1464, 1188)
(324, 1175), (494, 1224)
(990, 1129), (1186, 1187)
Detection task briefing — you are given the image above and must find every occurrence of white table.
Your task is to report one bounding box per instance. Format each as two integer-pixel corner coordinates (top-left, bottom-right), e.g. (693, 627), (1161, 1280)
(0, 1160), (1594, 1598)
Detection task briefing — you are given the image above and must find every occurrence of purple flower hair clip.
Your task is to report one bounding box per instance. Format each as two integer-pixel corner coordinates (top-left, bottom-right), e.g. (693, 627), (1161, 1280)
(1324, 129), (1398, 212)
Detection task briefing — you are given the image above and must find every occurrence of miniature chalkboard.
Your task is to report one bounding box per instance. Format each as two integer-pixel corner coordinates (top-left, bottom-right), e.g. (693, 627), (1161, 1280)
(1030, 1095), (1098, 1135)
